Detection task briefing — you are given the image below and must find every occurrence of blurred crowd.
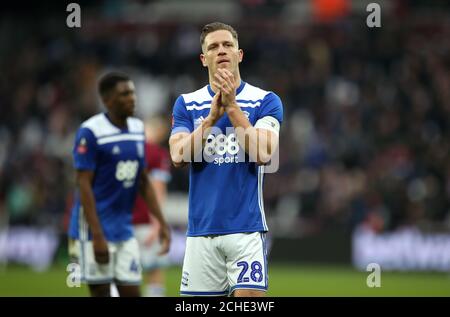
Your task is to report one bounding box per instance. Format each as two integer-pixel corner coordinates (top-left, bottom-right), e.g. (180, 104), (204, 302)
(0, 3), (449, 238)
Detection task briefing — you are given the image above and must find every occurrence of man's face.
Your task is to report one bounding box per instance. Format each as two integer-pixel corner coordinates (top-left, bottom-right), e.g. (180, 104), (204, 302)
(200, 30), (243, 75)
(106, 80), (136, 118)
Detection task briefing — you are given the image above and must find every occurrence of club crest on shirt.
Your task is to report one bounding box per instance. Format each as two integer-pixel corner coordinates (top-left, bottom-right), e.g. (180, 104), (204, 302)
(77, 138), (88, 154)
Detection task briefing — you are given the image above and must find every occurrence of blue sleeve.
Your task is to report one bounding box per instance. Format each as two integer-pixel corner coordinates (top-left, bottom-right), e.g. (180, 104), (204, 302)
(73, 127), (98, 171)
(171, 96), (193, 135)
(257, 92), (283, 124)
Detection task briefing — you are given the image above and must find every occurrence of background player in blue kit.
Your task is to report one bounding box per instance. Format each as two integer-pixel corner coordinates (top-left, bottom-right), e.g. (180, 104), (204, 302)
(68, 72), (171, 297)
(169, 22), (283, 297)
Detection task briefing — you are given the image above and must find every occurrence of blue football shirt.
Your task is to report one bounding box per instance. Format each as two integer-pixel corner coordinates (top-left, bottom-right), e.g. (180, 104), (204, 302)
(68, 113), (146, 242)
(171, 81), (283, 236)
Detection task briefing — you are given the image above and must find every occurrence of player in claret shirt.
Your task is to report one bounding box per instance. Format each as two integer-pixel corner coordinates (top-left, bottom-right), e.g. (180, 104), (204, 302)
(132, 117), (172, 297)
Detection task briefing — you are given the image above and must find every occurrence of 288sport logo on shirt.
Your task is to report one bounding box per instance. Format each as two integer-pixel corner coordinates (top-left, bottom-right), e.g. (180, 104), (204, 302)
(115, 160), (138, 188)
(204, 132), (241, 166)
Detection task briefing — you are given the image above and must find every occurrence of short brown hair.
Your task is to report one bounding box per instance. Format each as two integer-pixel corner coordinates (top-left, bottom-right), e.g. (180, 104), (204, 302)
(200, 22), (238, 47)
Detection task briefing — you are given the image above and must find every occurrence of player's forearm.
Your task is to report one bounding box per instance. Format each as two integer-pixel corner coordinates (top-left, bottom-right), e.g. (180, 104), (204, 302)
(151, 180), (167, 207)
(149, 214), (161, 232)
(226, 105), (275, 164)
(149, 180), (166, 230)
(144, 189), (166, 227)
(140, 176), (168, 228)
(171, 118), (217, 166)
(78, 182), (104, 238)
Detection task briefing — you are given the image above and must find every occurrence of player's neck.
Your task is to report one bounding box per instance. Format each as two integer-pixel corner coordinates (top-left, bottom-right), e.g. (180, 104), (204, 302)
(106, 112), (128, 129)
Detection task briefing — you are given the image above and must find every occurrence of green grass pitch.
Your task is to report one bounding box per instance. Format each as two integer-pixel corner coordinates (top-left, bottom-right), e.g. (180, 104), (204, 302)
(0, 264), (449, 296)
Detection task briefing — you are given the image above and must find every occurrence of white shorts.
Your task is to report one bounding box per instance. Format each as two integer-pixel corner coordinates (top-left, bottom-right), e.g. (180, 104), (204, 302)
(68, 237), (142, 285)
(133, 224), (170, 271)
(180, 232), (268, 296)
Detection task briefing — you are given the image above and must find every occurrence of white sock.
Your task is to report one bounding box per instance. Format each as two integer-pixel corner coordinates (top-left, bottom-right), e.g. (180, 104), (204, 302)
(110, 284), (120, 297)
